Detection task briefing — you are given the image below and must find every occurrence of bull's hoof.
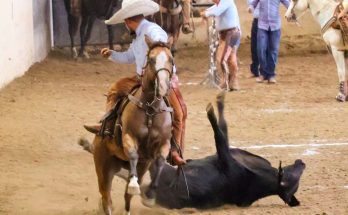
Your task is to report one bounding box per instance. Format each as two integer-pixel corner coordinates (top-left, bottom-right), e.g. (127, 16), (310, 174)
(127, 176), (140, 195)
(335, 93), (346, 102)
(206, 103), (214, 114)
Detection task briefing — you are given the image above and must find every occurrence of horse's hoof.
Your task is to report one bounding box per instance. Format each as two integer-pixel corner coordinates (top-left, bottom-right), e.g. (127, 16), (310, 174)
(336, 93), (346, 102)
(98, 198), (112, 215)
(141, 196), (156, 208)
(83, 51), (90, 59)
(122, 210), (130, 215)
(127, 176), (140, 195)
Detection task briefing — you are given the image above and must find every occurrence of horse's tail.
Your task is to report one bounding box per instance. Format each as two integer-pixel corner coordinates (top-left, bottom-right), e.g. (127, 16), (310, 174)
(78, 137), (94, 154)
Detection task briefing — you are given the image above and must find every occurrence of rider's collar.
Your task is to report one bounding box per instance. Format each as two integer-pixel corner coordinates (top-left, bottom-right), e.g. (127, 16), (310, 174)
(135, 19), (148, 37)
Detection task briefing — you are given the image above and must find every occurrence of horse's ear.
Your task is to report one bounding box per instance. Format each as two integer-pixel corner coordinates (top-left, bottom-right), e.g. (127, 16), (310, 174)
(145, 35), (154, 47)
(167, 36), (174, 49)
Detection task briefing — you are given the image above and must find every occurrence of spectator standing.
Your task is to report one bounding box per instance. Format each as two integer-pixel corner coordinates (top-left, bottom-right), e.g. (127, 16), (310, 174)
(247, 0), (260, 77)
(249, 0), (289, 83)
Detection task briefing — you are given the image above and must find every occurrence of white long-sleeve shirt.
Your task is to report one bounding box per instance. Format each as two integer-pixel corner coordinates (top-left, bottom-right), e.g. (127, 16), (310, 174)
(204, 0), (240, 31)
(108, 19), (168, 76)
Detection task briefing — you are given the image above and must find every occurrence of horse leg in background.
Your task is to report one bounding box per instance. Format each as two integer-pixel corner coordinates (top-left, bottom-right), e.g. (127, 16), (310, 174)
(93, 137), (118, 215)
(107, 25), (114, 50)
(63, 0), (79, 59)
(330, 46), (347, 102)
(171, 12), (181, 54)
(106, 5), (115, 50)
(67, 15), (79, 59)
(142, 141), (171, 207)
(79, 15), (96, 58)
(171, 31), (180, 54)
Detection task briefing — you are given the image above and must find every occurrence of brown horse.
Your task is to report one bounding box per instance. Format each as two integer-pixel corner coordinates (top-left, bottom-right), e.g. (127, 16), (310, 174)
(81, 37), (174, 215)
(150, 0), (183, 53)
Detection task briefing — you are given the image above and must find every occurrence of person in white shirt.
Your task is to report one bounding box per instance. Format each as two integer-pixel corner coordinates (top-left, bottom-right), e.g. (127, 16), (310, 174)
(201, 0), (241, 91)
(85, 0), (187, 165)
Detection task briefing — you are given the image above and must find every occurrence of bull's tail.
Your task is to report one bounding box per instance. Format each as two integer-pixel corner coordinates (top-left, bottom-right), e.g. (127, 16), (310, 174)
(78, 137), (94, 154)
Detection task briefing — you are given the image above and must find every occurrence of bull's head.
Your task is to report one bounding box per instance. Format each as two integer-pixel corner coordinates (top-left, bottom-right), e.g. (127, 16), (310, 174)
(278, 159), (306, 206)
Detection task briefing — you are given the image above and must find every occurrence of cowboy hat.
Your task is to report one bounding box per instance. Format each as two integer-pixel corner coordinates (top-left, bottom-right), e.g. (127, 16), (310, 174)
(105, 0), (159, 25)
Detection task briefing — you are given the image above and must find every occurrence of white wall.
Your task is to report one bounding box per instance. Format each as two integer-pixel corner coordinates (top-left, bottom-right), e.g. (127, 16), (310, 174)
(0, 0), (52, 89)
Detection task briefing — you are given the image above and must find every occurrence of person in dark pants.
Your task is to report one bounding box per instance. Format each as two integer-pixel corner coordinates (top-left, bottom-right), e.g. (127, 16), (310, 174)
(248, 0), (260, 77)
(248, 0), (289, 84)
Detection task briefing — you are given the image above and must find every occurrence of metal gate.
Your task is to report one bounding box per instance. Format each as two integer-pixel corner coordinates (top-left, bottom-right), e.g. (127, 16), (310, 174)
(52, 0), (130, 47)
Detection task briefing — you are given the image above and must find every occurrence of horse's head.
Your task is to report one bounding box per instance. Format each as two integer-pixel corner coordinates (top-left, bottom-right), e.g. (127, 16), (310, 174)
(285, 0), (309, 22)
(143, 36), (174, 97)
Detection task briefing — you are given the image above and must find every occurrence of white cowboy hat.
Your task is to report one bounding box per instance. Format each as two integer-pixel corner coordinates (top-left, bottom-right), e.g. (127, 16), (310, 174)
(105, 0), (159, 25)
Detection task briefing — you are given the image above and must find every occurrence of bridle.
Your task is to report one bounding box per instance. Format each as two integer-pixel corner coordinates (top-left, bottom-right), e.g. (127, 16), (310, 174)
(289, 0), (309, 22)
(129, 42), (174, 117)
(142, 42), (174, 103)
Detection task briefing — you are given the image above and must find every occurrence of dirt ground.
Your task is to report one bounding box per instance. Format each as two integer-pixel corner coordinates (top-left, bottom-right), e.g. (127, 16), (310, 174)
(0, 40), (348, 215)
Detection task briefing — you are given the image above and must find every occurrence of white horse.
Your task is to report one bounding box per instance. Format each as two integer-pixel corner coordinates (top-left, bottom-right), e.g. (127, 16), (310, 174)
(285, 0), (348, 102)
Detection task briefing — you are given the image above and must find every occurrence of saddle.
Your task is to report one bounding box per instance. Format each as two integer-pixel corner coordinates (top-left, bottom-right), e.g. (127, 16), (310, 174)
(99, 86), (174, 149)
(327, 2), (348, 46)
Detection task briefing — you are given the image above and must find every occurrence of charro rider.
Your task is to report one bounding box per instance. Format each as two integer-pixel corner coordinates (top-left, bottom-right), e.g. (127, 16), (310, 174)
(85, 0), (187, 165)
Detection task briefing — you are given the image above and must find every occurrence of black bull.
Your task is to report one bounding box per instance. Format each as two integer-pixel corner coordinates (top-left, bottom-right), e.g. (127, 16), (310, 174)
(79, 93), (306, 209)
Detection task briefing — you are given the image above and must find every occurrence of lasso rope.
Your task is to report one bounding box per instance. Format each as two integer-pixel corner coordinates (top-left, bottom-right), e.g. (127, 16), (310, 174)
(207, 18), (220, 86)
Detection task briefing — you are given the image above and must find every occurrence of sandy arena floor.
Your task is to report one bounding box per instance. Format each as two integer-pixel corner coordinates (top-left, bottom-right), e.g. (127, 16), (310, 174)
(0, 43), (347, 215)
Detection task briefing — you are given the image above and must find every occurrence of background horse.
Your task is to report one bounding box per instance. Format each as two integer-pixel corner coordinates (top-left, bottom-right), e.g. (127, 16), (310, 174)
(150, 0), (183, 53)
(285, 0), (348, 102)
(63, 0), (119, 59)
(79, 38), (174, 215)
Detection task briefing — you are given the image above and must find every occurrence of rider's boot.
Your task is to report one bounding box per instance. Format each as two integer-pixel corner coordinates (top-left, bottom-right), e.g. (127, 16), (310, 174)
(169, 87), (187, 166)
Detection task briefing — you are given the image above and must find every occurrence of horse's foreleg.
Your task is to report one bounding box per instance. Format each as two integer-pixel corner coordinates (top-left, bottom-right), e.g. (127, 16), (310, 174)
(123, 134), (140, 196)
(94, 137), (115, 215)
(331, 47), (347, 102)
(143, 141), (170, 207)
